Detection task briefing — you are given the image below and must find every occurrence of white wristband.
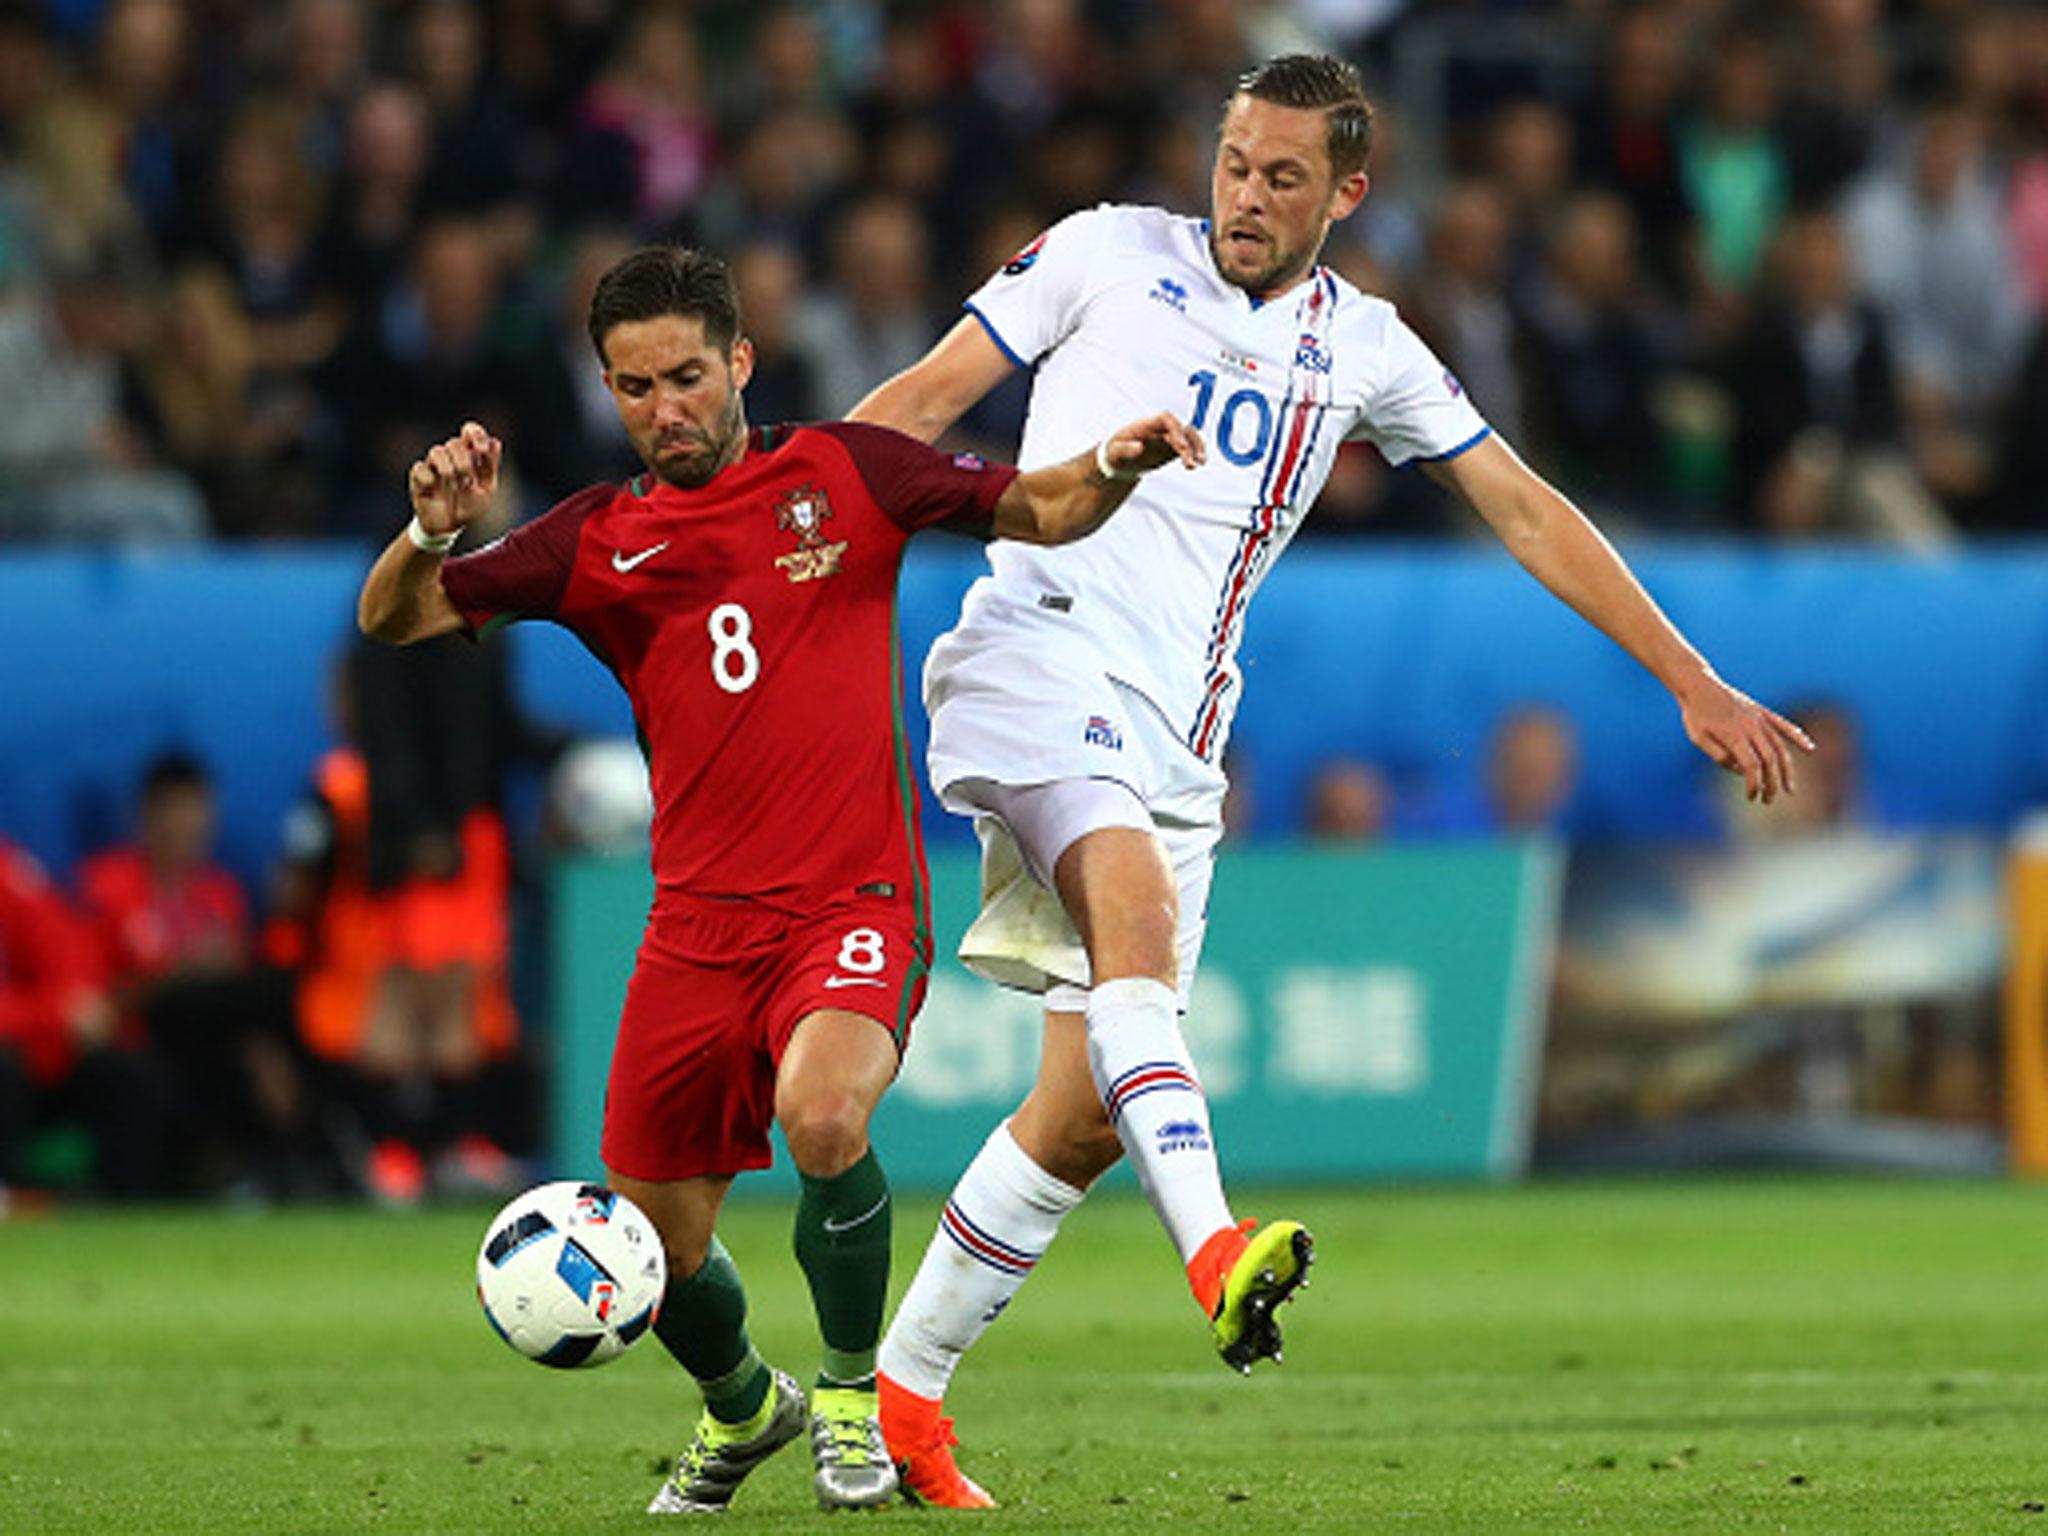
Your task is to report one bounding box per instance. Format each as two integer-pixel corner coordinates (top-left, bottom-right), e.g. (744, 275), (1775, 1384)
(407, 516), (459, 554)
(1094, 436), (1141, 484)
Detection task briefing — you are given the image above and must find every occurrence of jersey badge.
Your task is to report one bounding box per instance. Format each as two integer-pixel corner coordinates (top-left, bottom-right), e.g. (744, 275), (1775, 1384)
(1294, 333), (1332, 374)
(1002, 233), (1047, 275)
(1443, 368), (1465, 398)
(1084, 714), (1123, 751)
(773, 482), (848, 583)
(1149, 276), (1189, 313)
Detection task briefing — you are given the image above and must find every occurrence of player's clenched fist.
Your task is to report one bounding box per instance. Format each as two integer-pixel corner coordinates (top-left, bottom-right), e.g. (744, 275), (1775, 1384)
(408, 420), (503, 535)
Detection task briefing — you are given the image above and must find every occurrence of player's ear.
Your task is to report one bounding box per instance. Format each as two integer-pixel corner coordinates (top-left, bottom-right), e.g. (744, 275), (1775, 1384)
(728, 336), (756, 393)
(1328, 170), (1370, 223)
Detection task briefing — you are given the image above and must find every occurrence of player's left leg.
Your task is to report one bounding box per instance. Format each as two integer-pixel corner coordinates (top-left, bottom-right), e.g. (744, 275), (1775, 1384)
(775, 1007), (903, 1510)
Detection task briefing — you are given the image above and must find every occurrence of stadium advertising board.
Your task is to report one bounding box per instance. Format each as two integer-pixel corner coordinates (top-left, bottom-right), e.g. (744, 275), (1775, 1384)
(551, 842), (1563, 1188)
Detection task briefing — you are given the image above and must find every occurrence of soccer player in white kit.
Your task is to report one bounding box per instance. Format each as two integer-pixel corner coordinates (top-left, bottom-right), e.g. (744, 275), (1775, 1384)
(852, 56), (1812, 1506)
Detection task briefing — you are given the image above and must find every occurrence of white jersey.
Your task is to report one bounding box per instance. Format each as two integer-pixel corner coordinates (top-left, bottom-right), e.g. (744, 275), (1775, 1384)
(957, 203), (1490, 762)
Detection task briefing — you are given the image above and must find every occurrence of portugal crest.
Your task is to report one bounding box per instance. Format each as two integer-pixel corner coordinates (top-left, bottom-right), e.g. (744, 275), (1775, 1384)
(773, 483), (847, 582)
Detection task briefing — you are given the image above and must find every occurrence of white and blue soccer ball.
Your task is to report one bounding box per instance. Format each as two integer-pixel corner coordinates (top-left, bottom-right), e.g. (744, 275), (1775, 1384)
(476, 1181), (667, 1368)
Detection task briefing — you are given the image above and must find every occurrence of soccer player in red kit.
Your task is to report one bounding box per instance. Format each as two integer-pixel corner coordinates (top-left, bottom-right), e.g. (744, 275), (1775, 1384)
(357, 245), (1202, 1514)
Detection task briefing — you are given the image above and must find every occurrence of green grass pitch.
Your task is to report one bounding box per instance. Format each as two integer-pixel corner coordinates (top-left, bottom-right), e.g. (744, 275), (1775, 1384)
(4, 1178), (2046, 1533)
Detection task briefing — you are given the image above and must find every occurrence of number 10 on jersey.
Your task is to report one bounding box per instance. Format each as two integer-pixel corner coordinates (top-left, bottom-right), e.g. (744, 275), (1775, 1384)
(1188, 370), (1274, 467)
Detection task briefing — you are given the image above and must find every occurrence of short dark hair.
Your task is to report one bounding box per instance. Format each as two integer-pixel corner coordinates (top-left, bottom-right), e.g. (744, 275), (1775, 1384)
(1233, 54), (1374, 180)
(586, 245), (741, 367)
(140, 750), (210, 802)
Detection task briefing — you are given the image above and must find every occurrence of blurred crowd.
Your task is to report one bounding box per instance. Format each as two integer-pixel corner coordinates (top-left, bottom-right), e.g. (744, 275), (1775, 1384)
(0, 0), (2039, 545)
(0, 629), (557, 1208)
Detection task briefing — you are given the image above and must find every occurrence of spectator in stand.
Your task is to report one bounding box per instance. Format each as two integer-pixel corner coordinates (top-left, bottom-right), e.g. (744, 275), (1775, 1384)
(75, 752), (322, 1194)
(573, 2), (716, 235)
(1410, 179), (1525, 449)
(1484, 97), (1575, 306)
(0, 232), (207, 542)
(793, 192), (937, 414)
(1413, 705), (1583, 837)
(1334, 102), (1425, 285)
(1572, 4), (1694, 296)
(0, 835), (171, 1199)
(512, 226), (641, 500)
(1778, 0), (1890, 206)
(322, 215), (526, 531)
(275, 0), (370, 182)
(318, 80), (431, 327)
(1515, 190), (1670, 515)
(1989, 318), (2048, 533)
(2003, 11), (2048, 318)
(849, 12), (1006, 285)
(198, 100), (343, 384)
(692, 108), (845, 269)
(1485, 705), (1582, 834)
(29, 0), (199, 257)
(1726, 209), (1948, 546)
(731, 240), (819, 428)
(1679, 25), (1788, 319)
(404, 0), (528, 252)
(1305, 759), (1394, 843)
(1844, 97), (2028, 510)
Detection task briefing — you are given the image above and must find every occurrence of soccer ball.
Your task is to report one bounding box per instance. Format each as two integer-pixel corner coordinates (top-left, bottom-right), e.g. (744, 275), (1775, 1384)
(475, 1181), (667, 1368)
(546, 737), (655, 853)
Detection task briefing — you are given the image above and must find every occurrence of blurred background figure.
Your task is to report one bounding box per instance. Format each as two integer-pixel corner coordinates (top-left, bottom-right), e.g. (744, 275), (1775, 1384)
(1726, 210), (1947, 546)
(0, 834), (170, 1201)
(1485, 706), (1583, 835)
(794, 192), (936, 414)
(1305, 758), (1394, 844)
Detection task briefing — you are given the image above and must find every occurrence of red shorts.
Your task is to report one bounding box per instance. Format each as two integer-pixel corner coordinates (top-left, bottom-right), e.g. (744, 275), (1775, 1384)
(600, 895), (929, 1183)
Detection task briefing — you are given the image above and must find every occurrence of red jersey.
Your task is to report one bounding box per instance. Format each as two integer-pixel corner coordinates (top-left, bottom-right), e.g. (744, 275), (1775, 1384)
(76, 847), (249, 990)
(441, 421), (1016, 918)
(0, 839), (107, 1083)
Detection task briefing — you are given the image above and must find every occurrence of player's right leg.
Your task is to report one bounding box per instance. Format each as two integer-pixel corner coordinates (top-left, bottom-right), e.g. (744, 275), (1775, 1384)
(616, 1173), (807, 1514)
(878, 1008), (1119, 1507)
(603, 920), (807, 1514)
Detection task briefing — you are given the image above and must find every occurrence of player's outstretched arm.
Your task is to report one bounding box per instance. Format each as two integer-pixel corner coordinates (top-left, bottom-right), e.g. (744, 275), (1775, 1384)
(847, 317), (1017, 445)
(358, 421), (503, 645)
(1429, 434), (1814, 803)
(993, 413), (1206, 546)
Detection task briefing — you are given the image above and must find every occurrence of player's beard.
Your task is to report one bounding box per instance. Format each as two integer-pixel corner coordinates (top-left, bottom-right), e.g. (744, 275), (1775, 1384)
(1209, 222), (1319, 301)
(652, 389), (747, 489)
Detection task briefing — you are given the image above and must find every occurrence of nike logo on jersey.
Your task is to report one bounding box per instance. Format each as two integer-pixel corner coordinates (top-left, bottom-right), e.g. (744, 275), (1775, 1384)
(611, 542), (669, 573)
(822, 976), (885, 989)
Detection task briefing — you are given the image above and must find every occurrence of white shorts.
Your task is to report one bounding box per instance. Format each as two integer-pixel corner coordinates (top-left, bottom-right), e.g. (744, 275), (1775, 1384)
(924, 609), (1227, 1010)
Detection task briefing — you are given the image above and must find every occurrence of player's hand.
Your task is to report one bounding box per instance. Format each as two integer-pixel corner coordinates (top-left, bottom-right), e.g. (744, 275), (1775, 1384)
(1102, 412), (1207, 477)
(1678, 677), (1815, 804)
(408, 421), (502, 535)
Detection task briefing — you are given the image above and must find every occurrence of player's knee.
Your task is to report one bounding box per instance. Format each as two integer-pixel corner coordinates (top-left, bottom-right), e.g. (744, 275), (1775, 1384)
(1083, 895), (1178, 986)
(778, 1091), (870, 1178)
(662, 1229), (714, 1283)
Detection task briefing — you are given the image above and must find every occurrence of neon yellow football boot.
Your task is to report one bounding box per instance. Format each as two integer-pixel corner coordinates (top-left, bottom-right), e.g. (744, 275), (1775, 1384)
(1209, 1219), (1314, 1373)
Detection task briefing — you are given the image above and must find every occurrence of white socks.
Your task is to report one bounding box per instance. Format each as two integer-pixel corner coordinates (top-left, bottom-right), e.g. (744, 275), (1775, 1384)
(1084, 976), (1233, 1266)
(877, 1119), (1083, 1400)
(878, 979), (1234, 1403)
